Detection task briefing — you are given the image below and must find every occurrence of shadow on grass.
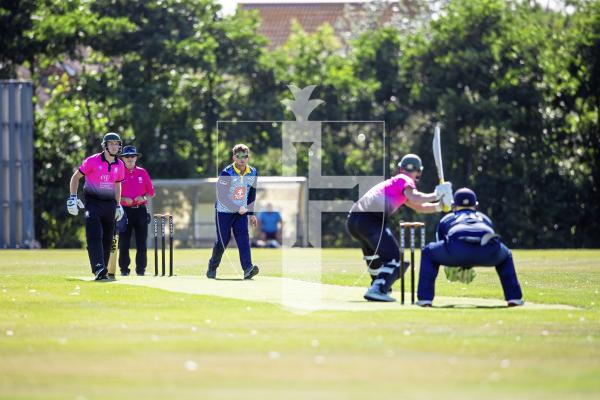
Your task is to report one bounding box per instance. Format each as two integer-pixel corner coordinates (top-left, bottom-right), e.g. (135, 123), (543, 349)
(345, 300), (509, 309)
(214, 278), (245, 281)
(433, 304), (508, 309)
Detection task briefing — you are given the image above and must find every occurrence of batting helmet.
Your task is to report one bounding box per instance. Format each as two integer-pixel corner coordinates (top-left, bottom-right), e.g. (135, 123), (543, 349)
(397, 154), (423, 172)
(102, 132), (121, 144)
(101, 132), (122, 150)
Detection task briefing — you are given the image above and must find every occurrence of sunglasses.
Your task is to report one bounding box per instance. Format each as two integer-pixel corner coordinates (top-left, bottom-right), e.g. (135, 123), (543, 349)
(235, 153), (249, 159)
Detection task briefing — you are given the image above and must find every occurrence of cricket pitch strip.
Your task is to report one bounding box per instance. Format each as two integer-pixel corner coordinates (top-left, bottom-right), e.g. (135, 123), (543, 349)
(77, 275), (577, 312)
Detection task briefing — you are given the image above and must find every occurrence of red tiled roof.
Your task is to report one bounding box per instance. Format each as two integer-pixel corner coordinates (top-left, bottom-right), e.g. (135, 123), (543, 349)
(242, 3), (346, 48)
(240, 2), (399, 48)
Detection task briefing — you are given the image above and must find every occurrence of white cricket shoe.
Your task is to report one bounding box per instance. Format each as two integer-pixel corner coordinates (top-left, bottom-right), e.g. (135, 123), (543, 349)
(364, 288), (396, 302)
(507, 299), (525, 307)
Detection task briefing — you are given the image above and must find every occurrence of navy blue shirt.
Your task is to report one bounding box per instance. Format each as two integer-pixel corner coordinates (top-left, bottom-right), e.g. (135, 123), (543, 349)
(437, 209), (496, 243)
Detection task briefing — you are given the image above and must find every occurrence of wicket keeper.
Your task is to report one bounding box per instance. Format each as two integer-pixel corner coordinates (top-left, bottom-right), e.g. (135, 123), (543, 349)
(417, 188), (524, 307)
(346, 154), (453, 302)
(67, 133), (125, 280)
(206, 144), (260, 279)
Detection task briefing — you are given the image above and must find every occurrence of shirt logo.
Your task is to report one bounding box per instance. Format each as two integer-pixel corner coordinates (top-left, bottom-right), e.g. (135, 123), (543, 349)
(233, 187), (246, 200)
(100, 174), (110, 182)
(138, 177), (143, 183)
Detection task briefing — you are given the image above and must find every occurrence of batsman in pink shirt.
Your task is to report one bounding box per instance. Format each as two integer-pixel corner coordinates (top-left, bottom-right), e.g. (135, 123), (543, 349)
(67, 133), (125, 280)
(346, 154), (453, 302)
(118, 145), (155, 276)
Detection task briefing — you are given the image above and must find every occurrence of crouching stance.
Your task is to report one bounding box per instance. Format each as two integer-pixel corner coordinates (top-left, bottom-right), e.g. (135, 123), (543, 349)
(346, 154), (452, 302)
(417, 188), (524, 307)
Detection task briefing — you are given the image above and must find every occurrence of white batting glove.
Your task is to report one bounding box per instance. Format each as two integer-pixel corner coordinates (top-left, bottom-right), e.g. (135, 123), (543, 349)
(441, 191), (453, 212)
(115, 205), (124, 221)
(434, 182), (453, 198)
(67, 195), (84, 216)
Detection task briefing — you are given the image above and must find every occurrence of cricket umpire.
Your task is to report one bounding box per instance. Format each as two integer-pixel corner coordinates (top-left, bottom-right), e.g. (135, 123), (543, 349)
(118, 145), (155, 276)
(346, 154), (453, 302)
(67, 133), (125, 280)
(417, 188), (524, 307)
(206, 143), (259, 280)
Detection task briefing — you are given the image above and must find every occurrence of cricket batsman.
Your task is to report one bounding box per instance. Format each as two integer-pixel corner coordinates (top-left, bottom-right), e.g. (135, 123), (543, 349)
(206, 144), (260, 280)
(417, 188), (524, 307)
(346, 154), (453, 302)
(67, 133), (125, 280)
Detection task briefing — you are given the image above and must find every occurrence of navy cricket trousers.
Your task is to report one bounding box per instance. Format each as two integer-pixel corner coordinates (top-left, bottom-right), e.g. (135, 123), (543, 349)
(119, 205), (150, 275)
(346, 212), (405, 293)
(208, 211), (253, 272)
(345, 212), (399, 269)
(418, 239), (523, 301)
(84, 197), (116, 274)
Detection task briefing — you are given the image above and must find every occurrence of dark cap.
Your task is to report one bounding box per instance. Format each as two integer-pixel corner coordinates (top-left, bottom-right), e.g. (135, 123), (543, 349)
(102, 132), (121, 144)
(121, 145), (141, 158)
(397, 154), (423, 172)
(453, 188), (478, 207)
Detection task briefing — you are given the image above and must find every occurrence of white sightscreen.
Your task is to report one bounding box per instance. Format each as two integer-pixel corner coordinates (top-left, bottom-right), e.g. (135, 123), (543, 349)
(148, 177), (308, 248)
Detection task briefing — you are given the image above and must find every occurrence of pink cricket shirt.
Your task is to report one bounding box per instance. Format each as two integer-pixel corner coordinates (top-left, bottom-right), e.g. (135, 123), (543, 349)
(120, 166), (155, 207)
(353, 173), (416, 216)
(79, 153), (125, 200)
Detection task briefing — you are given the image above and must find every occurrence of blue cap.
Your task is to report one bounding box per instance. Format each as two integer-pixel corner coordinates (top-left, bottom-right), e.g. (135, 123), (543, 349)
(121, 145), (141, 158)
(453, 188), (477, 207)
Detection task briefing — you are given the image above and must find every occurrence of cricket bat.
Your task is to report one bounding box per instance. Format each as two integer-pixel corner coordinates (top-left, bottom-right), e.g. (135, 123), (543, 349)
(107, 223), (118, 275)
(432, 123), (450, 212)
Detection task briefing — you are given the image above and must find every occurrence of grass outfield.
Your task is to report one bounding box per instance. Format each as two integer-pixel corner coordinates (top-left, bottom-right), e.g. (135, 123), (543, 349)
(1, 248), (599, 399)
